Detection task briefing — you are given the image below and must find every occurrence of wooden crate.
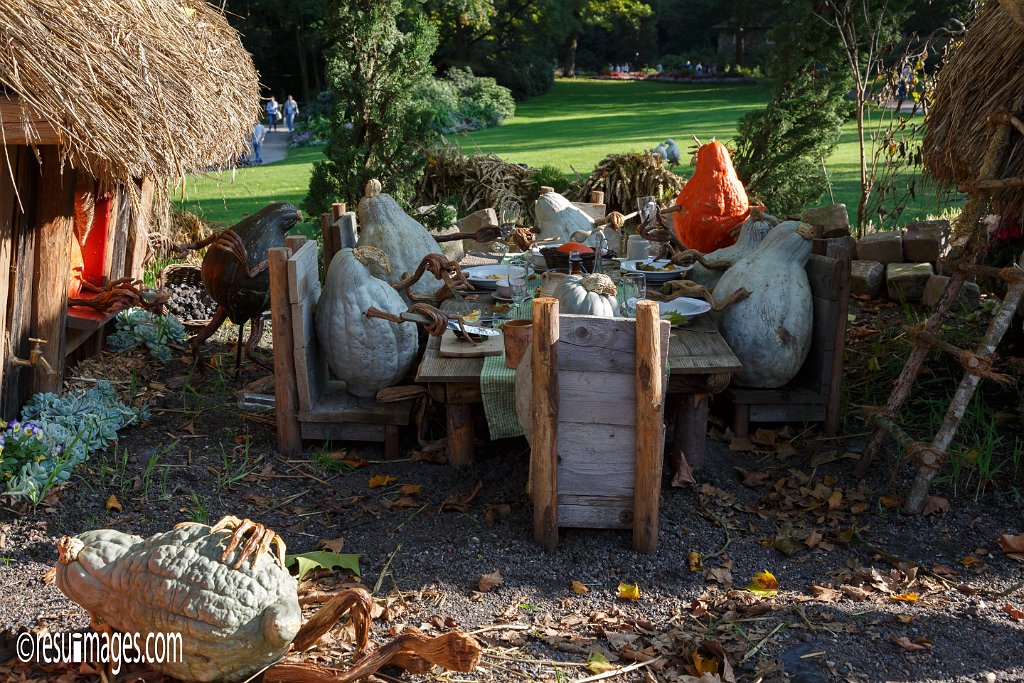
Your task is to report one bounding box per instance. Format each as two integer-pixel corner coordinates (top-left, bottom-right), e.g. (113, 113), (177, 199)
(529, 299), (670, 554)
(267, 234), (413, 459)
(726, 244), (851, 437)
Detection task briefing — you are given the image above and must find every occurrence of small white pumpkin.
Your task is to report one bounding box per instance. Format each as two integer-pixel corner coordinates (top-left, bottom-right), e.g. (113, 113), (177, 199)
(712, 220), (814, 388)
(554, 273), (618, 317)
(357, 179), (444, 301)
(690, 207), (778, 288)
(315, 246), (418, 397)
(535, 191), (594, 242)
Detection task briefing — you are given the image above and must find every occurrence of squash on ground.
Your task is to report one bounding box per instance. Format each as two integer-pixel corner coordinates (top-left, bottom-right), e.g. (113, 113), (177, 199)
(357, 179), (444, 301)
(672, 141), (751, 253)
(316, 246), (418, 397)
(712, 221), (814, 388)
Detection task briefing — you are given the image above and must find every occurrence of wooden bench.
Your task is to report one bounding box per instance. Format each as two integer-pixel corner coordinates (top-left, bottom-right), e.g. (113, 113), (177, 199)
(726, 244), (851, 437)
(528, 298), (670, 554)
(268, 233), (413, 459)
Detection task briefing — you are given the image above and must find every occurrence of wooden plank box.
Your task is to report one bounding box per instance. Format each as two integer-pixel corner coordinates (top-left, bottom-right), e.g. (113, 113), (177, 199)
(271, 233), (413, 460)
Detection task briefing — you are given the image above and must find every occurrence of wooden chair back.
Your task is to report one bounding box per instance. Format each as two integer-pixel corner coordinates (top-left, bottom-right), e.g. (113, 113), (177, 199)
(529, 298), (670, 554)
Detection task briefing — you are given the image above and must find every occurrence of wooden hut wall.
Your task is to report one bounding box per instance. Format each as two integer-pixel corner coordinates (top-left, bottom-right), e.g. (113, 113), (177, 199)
(1, 145), (152, 418)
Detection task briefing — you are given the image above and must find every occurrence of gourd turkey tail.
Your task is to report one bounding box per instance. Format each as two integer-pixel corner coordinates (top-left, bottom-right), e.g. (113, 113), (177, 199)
(672, 141), (752, 254)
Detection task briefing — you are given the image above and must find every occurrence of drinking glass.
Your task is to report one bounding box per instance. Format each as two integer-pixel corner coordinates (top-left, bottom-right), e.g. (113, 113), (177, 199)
(507, 263), (529, 317)
(637, 195), (656, 221)
(498, 199), (522, 238)
(623, 272), (646, 302)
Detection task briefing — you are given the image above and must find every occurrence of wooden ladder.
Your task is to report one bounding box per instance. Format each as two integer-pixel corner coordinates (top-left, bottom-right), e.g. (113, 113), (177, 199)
(854, 110), (1024, 513)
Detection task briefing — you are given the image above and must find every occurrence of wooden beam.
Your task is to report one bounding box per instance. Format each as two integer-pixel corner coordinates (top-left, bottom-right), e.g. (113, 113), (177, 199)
(30, 146), (76, 394)
(633, 300), (663, 555)
(530, 297), (559, 552)
(124, 178), (154, 280)
(320, 213), (335, 273)
(0, 97), (62, 146)
(0, 147), (17, 404)
(269, 246), (302, 456)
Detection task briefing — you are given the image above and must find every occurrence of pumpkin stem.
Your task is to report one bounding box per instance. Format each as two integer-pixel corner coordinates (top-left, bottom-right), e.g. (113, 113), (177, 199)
(796, 223), (816, 240)
(364, 179), (382, 198)
(57, 535), (84, 564)
(353, 245), (392, 273)
(581, 273), (616, 297)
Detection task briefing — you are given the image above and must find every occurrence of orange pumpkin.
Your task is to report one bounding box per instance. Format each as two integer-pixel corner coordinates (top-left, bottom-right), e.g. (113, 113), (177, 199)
(672, 141), (751, 253)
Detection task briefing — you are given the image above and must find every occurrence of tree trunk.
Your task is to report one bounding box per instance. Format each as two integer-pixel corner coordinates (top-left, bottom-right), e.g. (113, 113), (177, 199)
(296, 24), (311, 103)
(564, 31), (578, 78)
(855, 93), (869, 237)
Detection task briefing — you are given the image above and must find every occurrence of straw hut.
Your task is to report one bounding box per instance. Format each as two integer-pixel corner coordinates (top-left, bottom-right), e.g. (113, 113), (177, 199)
(0, 0), (259, 416)
(922, 0), (1024, 254)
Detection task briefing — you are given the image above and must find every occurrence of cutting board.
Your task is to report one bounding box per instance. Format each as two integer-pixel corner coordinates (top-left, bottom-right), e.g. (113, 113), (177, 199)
(439, 329), (504, 357)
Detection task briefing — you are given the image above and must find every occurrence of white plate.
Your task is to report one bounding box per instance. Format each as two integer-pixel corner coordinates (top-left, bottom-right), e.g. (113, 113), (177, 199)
(619, 259), (691, 282)
(659, 297), (711, 321)
(463, 264), (532, 290)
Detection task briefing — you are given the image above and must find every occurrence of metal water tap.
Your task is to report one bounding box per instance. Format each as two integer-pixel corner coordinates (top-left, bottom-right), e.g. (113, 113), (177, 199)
(11, 338), (56, 375)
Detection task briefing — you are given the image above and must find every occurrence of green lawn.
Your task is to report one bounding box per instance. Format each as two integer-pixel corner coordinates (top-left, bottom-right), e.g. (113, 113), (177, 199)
(179, 78), (949, 228)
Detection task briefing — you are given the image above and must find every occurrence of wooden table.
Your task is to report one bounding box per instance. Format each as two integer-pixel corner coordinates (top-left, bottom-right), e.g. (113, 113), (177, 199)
(416, 309), (741, 474)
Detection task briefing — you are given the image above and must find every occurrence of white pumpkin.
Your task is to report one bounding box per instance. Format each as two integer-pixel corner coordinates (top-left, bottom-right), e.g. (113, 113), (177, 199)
(690, 208), (778, 288)
(535, 191), (594, 242)
(712, 220), (814, 388)
(554, 273), (618, 317)
(356, 179), (444, 301)
(315, 246), (418, 397)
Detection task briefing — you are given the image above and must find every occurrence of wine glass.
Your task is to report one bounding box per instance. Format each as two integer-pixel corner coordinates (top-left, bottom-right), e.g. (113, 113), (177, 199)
(637, 195), (656, 221)
(623, 272), (646, 306)
(498, 199), (522, 238)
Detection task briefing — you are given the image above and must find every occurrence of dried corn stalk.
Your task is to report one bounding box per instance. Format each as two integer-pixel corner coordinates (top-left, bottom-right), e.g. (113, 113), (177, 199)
(582, 151), (684, 214)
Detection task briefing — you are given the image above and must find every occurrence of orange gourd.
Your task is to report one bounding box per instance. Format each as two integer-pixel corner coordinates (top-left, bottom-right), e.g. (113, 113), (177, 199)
(672, 141), (751, 253)
(555, 241), (594, 254)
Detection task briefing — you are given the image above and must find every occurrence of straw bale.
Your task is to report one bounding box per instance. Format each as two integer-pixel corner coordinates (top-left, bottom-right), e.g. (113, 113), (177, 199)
(0, 0), (259, 188)
(923, 0), (1024, 214)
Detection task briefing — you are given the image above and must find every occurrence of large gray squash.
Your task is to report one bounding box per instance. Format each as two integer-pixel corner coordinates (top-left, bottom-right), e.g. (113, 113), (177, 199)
(357, 179), (444, 301)
(690, 208), (778, 288)
(54, 525), (300, 682)
(317, 247), (418, 397)
(712, 221), (814, 388)
(535, 191), (594, 242)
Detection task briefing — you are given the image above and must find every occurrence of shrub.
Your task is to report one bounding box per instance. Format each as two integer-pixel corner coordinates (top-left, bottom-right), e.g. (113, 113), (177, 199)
(417, 68), (516, 134)
(531, 165), (571, 195)
(487, 52), (554, 101)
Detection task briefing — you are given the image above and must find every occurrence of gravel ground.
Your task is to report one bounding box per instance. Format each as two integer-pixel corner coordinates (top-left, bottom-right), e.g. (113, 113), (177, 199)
(1, 325), (1023, 683)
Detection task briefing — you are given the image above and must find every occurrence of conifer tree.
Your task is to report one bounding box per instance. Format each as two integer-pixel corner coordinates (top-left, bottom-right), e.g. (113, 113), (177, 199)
(305, 0), (438, 215)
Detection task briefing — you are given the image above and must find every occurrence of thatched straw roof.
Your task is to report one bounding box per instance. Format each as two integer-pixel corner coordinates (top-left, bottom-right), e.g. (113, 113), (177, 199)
(0, 0), (259, 185)
(923, 0), (1024, 214)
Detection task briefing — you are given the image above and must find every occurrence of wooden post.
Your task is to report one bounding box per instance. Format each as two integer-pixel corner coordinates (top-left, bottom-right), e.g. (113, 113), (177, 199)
(320, 213), (335, 272)
(589, 190), (605, 204)
(445, 402), (475, 468)
(269, 246), (302, 456)
(124, 177), (154, 281)
(676, 393), (710, 470)
(0, 146), (18, 403)
(30, 147), (77, 394)
(824, 247), (850, 435)
(633, 300), (663, 554)
(331, 202), (346, 221)
(1, 146), (36, 416)
(337, 212), (358, 250)
(530, 297), (559, 552)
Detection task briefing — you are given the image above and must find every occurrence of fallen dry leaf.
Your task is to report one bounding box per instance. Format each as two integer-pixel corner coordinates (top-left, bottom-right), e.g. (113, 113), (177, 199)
(382, 496), (419, 511)
(804, 530), (824, 548)
(706, 565), (733, 586)
(728, 436), (755, 452)
(477, 570), (503, 593)
(890, 592), (919, 602)
(368, 474), (398, 488)
(747, 570), (779, 597)
(895, 614), (916, 624)
(318, 537), (345, 553)
(841, 584), (872, 601)
(808, 585), (841, 602)
(999, 533), (1024, 554)
(891, 635), (933, 652)
(105, 495), (122, 513)
(827, 489), (843, 510)
(1002, 604), (1024, 621)
(586, 651), (616, 675)
(571, 580), (590, 594)
(399, 484), (422, 496)
(879, 495), (902, 509)
(617, 582), (640, 600)
(442, 480), (484, 513)
(484, 503), (511, 526)
(687, 550), (703, 572)
(921, 495), (949, 516)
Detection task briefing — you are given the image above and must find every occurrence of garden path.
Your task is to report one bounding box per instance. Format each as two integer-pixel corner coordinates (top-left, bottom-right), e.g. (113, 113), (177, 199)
(261, 129), (290, 165)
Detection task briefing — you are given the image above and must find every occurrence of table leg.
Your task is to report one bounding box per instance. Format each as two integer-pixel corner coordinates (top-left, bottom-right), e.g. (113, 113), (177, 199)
(673, 392), (709, 478)
(446, 402), (475, 468)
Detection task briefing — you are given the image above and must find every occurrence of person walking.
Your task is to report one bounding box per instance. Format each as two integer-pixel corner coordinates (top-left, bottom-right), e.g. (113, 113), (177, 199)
(283, 95), (299, 133)
(251, 119), (266, 164)
(265, 96), (280, 132)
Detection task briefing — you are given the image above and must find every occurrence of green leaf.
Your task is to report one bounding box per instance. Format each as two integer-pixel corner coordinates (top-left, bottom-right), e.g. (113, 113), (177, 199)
(285, 551), (362, 581)
(586, 651), (616, 674)
(662, 311), (690, 327)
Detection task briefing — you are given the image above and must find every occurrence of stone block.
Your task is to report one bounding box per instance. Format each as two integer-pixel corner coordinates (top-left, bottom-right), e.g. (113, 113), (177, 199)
(455, 207), (498, 233)
(903, 220), (947, 263)
(886, 262), (934, 301)
(850, 260), (884, 298)
(922, 274), (981, 311)
(858, 231), (904, 265)
(802, 204), (850, 238)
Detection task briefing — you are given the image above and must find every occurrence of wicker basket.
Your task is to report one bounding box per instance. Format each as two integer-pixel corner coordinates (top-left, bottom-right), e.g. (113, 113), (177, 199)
(157, 264), (214, 331)
(540, 247), (597, 272)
